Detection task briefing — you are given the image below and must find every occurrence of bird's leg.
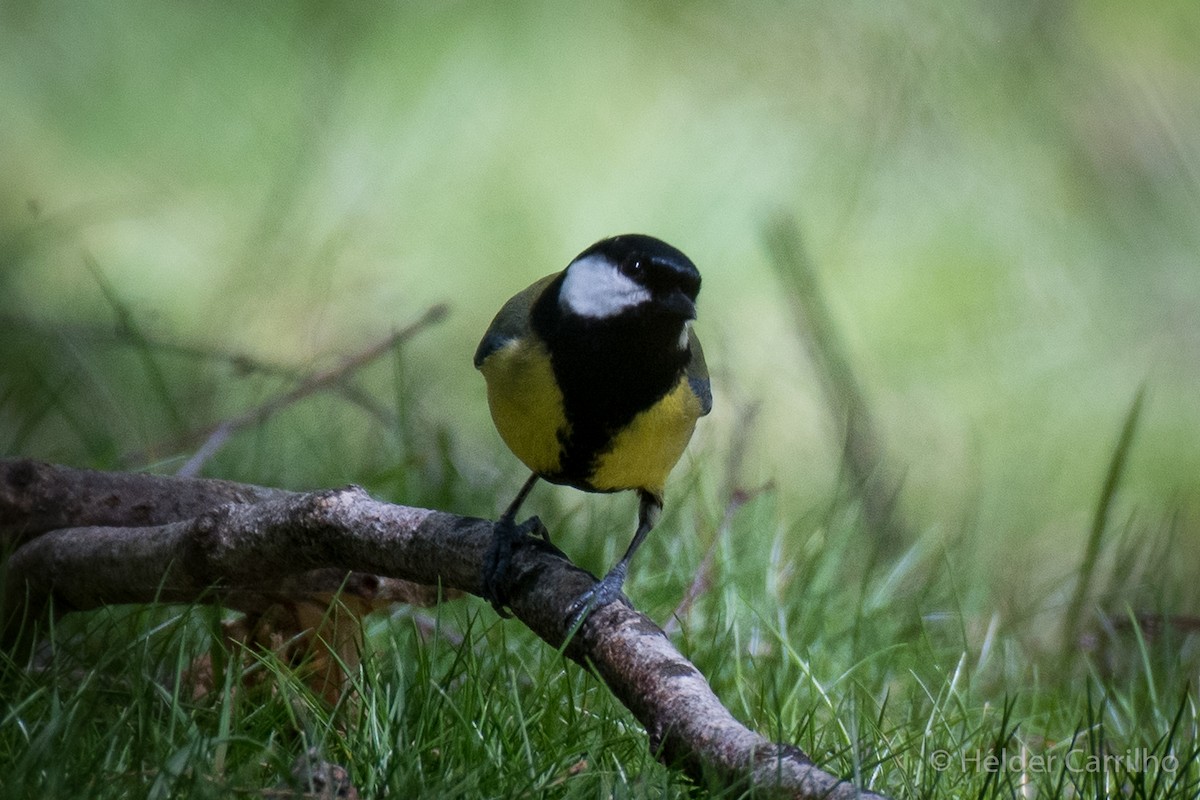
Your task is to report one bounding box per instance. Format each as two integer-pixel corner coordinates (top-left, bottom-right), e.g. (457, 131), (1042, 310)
(482, 473), (541, 616)
(566, 490), (662, 630)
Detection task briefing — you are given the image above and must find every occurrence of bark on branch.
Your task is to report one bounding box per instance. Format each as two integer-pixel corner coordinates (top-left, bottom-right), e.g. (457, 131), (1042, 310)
(1, 458), (889, 799)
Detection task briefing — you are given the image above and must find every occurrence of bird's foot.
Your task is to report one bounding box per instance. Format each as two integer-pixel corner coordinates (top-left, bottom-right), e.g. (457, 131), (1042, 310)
(481, 515), (550, 616)
(564, 564), (628, 633)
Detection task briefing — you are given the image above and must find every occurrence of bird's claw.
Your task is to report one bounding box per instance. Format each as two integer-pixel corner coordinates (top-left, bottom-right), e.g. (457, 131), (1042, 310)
(564, 570), (627, 633)
(481, 517), (518, 616)
(482, 515), (554, 616)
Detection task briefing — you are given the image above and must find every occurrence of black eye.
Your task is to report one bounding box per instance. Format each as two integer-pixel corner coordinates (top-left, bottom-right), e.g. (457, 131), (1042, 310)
(621, 257), (644, 277)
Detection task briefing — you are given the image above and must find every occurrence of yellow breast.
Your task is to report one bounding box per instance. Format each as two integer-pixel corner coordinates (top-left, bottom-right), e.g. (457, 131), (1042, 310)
(588, 375), (703, 495)
(479, 338), (568, 477)
(480, 335), (703, 495)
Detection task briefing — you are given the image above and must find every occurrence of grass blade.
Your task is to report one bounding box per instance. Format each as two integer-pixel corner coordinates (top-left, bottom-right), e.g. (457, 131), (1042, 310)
(1063, 384), (1147, 650)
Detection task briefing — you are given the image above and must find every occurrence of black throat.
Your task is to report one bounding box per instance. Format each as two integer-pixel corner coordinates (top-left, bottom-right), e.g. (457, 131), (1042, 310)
(531, 276), (690, 488)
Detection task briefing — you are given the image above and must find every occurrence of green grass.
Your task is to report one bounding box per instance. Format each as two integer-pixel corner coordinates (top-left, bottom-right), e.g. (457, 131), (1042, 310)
(2, 467), (1198, 798)
(1, 367), (1198, 797)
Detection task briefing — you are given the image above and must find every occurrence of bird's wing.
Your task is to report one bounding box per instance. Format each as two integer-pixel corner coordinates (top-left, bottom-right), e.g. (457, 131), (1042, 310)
(473, 273), (559, 368)
(685, 327), (713, 416)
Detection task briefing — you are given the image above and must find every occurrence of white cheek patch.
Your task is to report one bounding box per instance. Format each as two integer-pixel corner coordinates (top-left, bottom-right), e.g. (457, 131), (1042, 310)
(559, 255), (651, 319)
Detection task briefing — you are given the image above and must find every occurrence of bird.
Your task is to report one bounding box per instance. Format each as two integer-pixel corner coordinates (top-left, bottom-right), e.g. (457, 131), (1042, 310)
(474, 233), (712, 626)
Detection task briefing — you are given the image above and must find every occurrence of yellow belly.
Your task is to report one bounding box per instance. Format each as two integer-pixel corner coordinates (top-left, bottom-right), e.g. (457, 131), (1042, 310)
(480, 339), (702, 493)
(589, 377), (702, 494)
(480, 338), (568, 477)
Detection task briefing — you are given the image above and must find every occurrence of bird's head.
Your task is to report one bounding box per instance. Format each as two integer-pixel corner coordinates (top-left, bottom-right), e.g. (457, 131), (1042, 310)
(558, 234), (700, 323)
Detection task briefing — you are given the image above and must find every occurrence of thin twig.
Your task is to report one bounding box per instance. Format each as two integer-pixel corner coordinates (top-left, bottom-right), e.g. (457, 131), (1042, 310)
(115, 303), (449, 473)
(1, 312), (402, 431)
(665, 481), (773, 636)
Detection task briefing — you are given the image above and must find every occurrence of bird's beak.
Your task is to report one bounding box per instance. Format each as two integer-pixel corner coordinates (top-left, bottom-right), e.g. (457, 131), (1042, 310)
(659, 288), (697, 320)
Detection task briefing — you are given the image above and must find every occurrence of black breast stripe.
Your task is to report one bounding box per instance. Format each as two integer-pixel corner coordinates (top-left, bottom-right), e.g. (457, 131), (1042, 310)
(531, 287), (689, 489)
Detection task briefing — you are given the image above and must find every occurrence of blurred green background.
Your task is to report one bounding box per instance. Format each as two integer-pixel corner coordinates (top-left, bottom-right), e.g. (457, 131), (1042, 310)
(2, 0), (1198, 614)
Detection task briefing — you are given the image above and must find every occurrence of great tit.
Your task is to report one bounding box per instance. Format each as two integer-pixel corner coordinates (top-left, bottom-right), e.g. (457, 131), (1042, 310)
(474, 233), (712, 623)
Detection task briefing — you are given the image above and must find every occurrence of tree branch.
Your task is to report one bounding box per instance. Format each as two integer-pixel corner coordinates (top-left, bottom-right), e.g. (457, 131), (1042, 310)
(1, 459), (889, 800)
